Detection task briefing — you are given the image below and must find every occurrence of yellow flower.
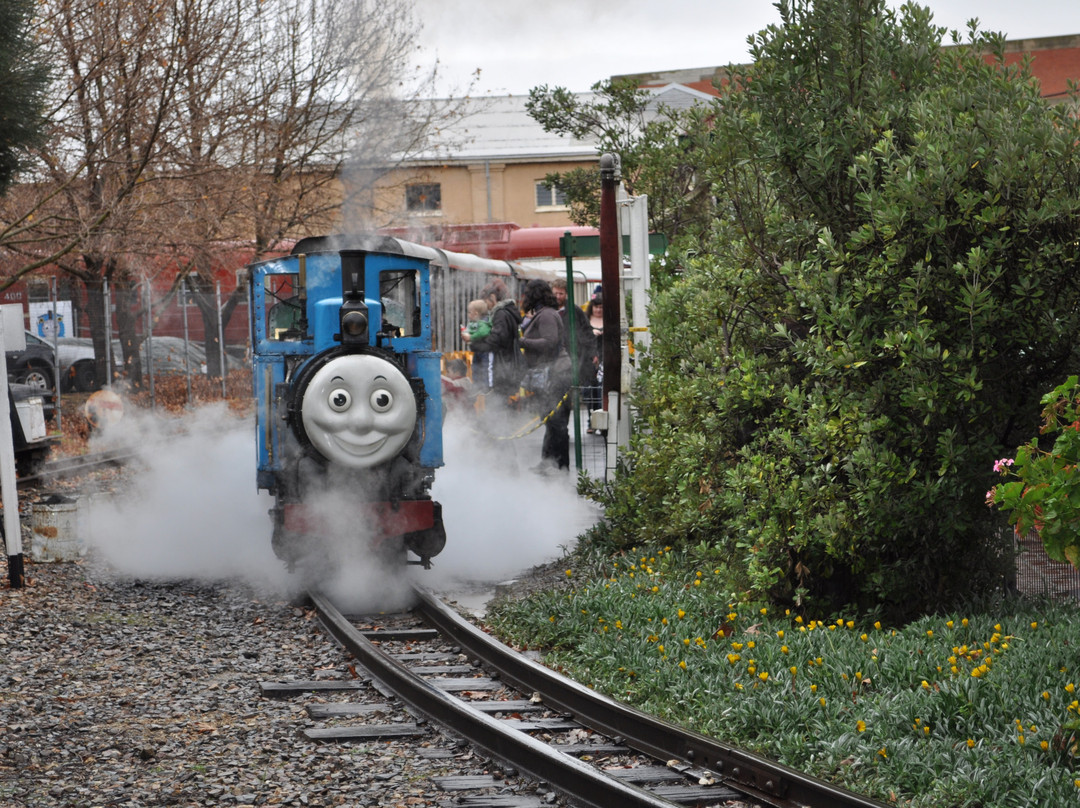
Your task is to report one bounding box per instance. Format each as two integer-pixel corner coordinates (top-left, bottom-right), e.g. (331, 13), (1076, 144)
(677, 609), (686, 619)
(759, 672), (769, 682)
(856, 720), (866, 732)
(726, 653), (741, 665)
(781, 646), (789, 655)
(760, 607), (768, 616)
(926, 630), (934, 638)
(877, 747), (887, 759)
(683, 638), (691, 646)
(565, 569), (572, 577)
(962, 618), (969, 627)
(789, 666), (797, 676)
(1042, 691), (1050, 701)
(819, 697), (826, 706)
(946, 620), (954, 629)
(1069, 683), (1077, 694)
(734, 682), (743, 691)
(1041, 740), (1049, 751)
(615, 620), (623, 630)
(860, 633), (869, 642)
(777, 629), (785, 639)
(693, 579), (700, 587)
(967, 739), (975, 748)
(810, 683), (817, 693)
(1031, 621), (1038, 629)
(651, 586), (659, 593)
(873, 621), (881, 630)
(678, 660), (687, 670)
(846, 620), (855, 629)
(921, 680), (930, 690)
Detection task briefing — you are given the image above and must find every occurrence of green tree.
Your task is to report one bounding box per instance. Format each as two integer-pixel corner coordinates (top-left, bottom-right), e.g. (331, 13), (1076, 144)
(600, 0), (1080, 618)
(0, 0), (47, 195)
(526, 78), (713, 240)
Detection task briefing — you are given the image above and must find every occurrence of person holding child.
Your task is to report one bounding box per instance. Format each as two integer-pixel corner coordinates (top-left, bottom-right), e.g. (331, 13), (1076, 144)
(464, 279), (522, 400)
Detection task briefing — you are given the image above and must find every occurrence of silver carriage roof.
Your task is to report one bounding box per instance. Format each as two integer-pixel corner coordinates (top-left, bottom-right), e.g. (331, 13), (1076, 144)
(288, 234), (555, 282)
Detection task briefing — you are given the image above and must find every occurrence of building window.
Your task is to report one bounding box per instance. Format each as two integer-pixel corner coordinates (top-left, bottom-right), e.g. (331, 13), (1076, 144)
(406, 183), (441, 212)
(535, 181), (567, 209)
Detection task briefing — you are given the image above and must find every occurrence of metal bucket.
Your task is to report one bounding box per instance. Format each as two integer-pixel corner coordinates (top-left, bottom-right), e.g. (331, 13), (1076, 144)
(30, 494), (84, 562)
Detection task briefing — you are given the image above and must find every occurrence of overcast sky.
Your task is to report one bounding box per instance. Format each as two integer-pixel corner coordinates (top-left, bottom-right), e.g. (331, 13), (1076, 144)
(412, 0), (1080, 97)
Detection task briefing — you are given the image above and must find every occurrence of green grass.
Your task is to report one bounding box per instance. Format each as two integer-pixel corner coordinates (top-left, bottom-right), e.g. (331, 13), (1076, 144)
(486, 544), (1080, 807)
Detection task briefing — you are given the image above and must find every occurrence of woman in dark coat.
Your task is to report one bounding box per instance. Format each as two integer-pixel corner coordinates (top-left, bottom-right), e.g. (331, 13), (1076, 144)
(520, 279), (570, 472)
(466, 279), (522, 400)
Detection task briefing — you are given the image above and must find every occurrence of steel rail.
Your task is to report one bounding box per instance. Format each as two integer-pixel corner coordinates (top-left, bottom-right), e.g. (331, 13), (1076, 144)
(18, 447), (137, 487)
(413, 584), (891, 808)
(308, 589), (680, 808)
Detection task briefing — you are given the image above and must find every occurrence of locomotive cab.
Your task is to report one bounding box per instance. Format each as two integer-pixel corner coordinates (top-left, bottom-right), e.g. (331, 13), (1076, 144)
(250, 247), (445, 572)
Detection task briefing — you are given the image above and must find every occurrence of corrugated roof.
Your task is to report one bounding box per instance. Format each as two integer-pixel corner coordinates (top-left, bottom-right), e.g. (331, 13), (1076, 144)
(404, 85), (714, 165)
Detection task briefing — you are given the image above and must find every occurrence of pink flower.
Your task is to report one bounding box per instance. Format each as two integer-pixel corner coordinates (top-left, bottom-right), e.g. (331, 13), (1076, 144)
(993, 458), (1014, 473)
(986, 489), (997, 506)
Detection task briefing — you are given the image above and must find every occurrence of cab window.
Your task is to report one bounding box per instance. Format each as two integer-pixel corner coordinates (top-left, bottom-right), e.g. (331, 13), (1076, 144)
(379, 270), (420, 338)
(265, 274), (302, 340)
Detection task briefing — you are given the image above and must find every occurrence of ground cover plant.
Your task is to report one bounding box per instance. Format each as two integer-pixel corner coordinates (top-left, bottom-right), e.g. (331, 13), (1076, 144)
(487, 545), (1080, 807)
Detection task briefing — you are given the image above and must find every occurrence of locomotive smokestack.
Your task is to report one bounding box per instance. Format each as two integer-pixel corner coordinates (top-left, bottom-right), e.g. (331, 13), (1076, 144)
(337, 250), (369, 346)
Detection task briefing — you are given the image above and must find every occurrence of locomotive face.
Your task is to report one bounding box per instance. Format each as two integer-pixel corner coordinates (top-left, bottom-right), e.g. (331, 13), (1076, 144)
(300, 354), (417, 469)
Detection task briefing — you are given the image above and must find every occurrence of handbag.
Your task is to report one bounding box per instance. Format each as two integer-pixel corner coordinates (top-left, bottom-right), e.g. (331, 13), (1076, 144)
(522, 364), (551, 394)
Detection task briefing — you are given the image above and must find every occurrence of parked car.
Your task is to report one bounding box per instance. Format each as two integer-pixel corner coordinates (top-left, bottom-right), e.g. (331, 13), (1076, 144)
(6, 331), (56, 391)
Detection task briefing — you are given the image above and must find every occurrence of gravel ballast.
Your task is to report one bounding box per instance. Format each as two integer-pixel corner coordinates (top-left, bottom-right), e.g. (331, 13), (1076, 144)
(0, 550), (555, 807)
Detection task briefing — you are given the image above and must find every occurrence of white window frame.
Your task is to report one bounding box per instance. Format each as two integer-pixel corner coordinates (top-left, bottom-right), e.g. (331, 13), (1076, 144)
(535, 181), (568, 211)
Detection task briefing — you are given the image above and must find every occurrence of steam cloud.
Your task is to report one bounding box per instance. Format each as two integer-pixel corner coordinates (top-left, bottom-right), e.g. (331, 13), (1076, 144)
(80, 397), (599, 611)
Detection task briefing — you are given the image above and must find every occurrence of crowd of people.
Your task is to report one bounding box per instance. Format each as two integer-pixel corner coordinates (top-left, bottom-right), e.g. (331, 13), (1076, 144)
(449, 277), (602, 474)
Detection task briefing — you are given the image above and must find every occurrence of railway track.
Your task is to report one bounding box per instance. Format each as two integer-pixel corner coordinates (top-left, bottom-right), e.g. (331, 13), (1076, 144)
(17, 447), (138, 488)
(281, 585), (891, 808)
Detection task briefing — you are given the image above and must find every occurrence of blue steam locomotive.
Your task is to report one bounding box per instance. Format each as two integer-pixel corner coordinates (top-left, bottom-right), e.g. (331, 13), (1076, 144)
(249, 239), (447, 572)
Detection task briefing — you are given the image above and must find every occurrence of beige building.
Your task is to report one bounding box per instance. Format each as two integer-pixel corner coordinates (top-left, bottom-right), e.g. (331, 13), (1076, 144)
(366, 94), (597, 231)
(366, 86), (713, 233)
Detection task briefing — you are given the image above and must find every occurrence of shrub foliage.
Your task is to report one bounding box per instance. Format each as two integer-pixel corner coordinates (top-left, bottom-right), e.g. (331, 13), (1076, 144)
(600, 0), (1080, 617)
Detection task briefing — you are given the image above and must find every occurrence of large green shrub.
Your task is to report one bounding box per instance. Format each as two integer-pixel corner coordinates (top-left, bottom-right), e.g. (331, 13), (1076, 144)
(603, 0), (1080, 618)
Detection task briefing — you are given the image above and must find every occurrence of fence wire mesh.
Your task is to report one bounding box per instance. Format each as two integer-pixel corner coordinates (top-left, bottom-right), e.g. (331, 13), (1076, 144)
(1014, 528), (1080, 601)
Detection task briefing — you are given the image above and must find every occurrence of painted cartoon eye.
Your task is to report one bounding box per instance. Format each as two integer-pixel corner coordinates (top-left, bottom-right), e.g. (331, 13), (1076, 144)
(328, 388), (351, 412)
(370, 389), (394, 412)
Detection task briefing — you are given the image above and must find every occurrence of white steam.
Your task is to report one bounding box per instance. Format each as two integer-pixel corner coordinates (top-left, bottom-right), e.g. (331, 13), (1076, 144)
(82, 396), (599, 606)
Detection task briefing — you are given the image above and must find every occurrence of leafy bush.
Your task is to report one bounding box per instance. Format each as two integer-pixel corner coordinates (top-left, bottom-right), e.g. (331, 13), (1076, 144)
(597, 1), (1080, 618)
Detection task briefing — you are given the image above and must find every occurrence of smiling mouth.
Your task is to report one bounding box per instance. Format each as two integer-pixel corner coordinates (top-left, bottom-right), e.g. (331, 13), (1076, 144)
(330, 434), (388, 457)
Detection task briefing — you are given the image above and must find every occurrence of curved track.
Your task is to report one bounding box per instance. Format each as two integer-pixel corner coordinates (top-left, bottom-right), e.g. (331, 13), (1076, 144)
(308, 585), (891, 808)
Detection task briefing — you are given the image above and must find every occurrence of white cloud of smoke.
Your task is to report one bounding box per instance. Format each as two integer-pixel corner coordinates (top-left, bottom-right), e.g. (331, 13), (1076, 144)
(79, 396), (599, 610)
